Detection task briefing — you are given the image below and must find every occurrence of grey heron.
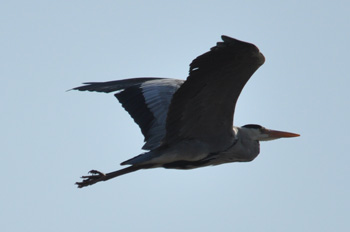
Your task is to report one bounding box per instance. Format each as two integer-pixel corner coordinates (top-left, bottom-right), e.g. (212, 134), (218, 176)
(72, 35), (299, 188)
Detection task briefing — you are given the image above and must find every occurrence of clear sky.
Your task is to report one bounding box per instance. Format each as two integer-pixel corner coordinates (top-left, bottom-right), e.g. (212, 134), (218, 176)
(2, 1), (349, 231)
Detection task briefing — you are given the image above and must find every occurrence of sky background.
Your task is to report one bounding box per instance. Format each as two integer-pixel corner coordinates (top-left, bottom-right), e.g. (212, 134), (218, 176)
(2, 1), (349, 231)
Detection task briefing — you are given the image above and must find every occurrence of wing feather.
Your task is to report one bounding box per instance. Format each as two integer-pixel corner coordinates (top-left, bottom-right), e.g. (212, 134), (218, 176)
(163, 36), (265, 151)
(72, 78), (183, 150)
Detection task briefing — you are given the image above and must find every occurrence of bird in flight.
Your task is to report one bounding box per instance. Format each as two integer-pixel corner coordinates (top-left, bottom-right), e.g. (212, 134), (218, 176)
(72, 35), (299, 188)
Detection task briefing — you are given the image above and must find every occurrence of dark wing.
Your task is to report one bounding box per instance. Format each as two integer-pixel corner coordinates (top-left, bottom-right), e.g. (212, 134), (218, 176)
(163, 36), (265, 151)
(72, 78), (184, 150)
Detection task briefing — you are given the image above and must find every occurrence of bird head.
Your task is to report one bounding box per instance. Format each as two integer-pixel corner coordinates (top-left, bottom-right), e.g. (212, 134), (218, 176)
(241, 124), (300, 141)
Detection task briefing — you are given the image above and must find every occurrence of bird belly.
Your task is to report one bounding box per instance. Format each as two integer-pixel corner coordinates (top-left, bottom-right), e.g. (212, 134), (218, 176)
(123, 139), (213, 168)
(150, 140), (211, 165)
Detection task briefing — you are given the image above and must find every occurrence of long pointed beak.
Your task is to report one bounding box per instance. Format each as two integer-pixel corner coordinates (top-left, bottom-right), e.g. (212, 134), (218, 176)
(264, 129), (300, 139)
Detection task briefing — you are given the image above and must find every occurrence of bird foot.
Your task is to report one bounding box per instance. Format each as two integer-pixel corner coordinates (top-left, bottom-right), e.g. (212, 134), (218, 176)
(75, 170), (107, 188)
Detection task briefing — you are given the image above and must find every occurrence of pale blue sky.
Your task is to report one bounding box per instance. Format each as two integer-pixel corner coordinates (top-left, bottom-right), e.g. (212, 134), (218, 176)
(1, 1), (349, 231)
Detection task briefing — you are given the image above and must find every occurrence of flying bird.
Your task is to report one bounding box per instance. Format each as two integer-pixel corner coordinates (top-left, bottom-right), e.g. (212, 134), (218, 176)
(72, 35), (299, 188)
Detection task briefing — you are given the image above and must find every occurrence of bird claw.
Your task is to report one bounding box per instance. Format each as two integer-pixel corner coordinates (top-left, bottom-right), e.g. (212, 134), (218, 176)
(88, 170), (106, 176)
(75, 169), (106, 188)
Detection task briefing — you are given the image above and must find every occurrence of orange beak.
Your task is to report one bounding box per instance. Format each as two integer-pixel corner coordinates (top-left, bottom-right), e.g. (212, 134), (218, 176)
(264, 129), (300, 139)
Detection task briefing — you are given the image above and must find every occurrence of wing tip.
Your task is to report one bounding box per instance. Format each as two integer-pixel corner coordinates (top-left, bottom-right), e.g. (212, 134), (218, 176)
(221, 35), (235, 42)
(69, 83), (102, 92)
(211, 35), (241, 51)
(216, 35), (258, 49)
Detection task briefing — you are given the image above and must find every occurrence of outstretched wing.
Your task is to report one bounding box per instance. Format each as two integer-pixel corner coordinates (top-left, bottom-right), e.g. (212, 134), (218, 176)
(163, 36), (265, 151)
(72, 78), (184, 150)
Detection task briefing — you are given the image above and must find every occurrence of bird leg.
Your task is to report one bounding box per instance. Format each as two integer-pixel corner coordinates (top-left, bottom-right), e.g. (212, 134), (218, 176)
(75, 165), (153, 188)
